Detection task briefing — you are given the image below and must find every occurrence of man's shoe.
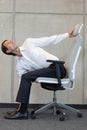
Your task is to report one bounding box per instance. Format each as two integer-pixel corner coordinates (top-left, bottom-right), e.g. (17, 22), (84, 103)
(6, 109), (28, 115)
(6, 109), (17, 115)
(4, 110), (28, 120)
(73, 23), (83, 36)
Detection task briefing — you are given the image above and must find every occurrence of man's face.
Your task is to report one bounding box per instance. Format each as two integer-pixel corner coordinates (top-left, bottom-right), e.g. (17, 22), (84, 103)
(3, 40), (18, 54)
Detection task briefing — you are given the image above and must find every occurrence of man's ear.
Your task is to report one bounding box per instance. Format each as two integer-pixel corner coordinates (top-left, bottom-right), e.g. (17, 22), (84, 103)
(6, 50), (11, 53)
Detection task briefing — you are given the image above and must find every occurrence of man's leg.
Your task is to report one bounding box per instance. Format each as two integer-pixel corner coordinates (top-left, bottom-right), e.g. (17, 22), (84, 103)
(16, 64), (66, 112)
(4, 66), (57, 119)
(16, 66), (57, 105)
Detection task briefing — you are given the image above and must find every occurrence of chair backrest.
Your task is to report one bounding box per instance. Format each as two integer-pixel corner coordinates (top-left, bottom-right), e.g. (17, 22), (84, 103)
(65, 35), (83, 81)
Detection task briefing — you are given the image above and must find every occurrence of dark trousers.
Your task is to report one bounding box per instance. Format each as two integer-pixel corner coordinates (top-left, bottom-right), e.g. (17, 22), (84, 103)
(16, 64), (66, 104)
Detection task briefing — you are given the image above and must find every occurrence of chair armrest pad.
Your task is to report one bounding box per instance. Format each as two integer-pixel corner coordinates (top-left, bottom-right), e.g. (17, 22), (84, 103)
(47, 60), (65, 64)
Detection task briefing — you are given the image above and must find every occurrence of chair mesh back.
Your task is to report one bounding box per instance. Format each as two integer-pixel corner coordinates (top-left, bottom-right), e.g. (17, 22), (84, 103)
(65, 35), (83, 80)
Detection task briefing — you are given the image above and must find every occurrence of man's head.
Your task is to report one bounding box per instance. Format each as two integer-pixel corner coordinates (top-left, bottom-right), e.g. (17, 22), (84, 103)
(1, 40), (18, 56)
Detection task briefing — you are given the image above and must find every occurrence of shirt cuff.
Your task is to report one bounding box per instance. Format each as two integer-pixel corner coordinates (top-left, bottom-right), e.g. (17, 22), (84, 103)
(65, 33), (69, 38)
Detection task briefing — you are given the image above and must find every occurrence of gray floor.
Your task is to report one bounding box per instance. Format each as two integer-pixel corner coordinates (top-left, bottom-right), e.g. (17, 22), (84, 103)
(0, 108), (87, 130)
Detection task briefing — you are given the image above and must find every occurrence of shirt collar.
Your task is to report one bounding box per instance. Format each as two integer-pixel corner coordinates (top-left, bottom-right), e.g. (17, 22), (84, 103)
(19, 46), (24, 51)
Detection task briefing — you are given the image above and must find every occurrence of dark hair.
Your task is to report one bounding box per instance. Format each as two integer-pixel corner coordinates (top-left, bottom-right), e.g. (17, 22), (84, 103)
(1, 40), (16, 56)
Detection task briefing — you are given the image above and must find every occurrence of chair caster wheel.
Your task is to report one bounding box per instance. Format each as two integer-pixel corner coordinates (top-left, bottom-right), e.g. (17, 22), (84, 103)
(31, 114), (36, 119)
(59, 116), (65, 121)
(59, 112), (65, 121)
(31, 110), (36, 119)
(56, 110), (62, 114)
(77, 112), (83, 118)
(31, 110), (35, 115)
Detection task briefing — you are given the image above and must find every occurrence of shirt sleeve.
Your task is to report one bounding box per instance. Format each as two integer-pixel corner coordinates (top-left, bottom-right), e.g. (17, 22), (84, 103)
(25, 33), (69, 47)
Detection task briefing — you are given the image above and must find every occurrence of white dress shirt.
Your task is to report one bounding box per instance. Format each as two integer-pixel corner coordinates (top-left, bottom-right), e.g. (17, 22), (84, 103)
(16, 33), (69, 77)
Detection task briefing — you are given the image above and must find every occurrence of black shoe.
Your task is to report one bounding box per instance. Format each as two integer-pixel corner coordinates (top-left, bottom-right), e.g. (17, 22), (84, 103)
(4, 110), (28, 120)
(6, 109), (28, 116)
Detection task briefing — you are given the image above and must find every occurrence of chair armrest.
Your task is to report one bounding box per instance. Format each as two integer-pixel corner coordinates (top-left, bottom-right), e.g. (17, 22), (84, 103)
(47, 60), (65, 86)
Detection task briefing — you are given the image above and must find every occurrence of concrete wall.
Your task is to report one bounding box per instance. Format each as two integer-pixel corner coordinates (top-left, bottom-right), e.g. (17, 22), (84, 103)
(0, 0), (87, 104)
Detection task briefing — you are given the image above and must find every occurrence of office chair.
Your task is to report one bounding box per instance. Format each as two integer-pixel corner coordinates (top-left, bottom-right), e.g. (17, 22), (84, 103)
(31, 34), (83, 121)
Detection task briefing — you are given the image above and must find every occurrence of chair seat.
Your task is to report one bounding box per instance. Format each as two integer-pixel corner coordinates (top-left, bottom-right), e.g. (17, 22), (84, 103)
(36, 77), (70, 84)
(36, 78), (70, 91)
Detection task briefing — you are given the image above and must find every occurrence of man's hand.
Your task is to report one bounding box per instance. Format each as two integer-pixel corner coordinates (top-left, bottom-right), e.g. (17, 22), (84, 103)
(68, 23), (83, 38)
(68, 29), (75, 38)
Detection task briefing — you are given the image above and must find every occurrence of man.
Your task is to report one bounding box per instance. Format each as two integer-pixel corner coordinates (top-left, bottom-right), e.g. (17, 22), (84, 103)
(1, 27), (78, 119)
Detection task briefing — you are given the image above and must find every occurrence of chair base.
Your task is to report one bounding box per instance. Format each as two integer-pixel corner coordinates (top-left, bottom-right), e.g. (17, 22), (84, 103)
(31, 91), (83, 121)
(31, 100), (83, 121)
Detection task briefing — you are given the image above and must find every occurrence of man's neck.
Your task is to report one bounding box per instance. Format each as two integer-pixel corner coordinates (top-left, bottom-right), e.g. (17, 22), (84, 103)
(13, 47), (23, 57)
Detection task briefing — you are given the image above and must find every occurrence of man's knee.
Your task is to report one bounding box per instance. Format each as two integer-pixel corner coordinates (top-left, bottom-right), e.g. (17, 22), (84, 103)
(21, 72), (30, 80)
(21, 71), (36, 82)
